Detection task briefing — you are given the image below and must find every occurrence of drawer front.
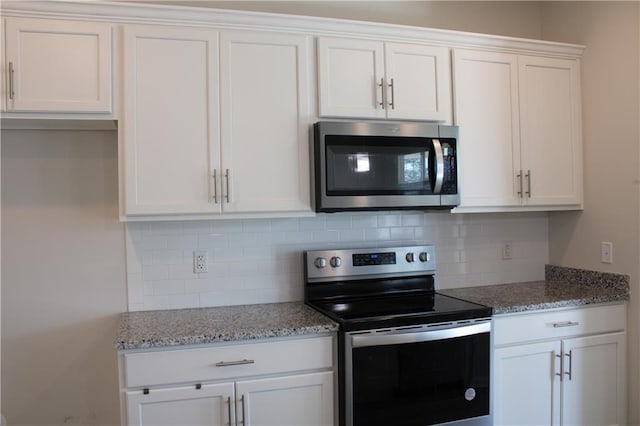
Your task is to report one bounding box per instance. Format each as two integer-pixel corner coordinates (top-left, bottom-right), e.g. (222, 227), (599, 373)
(494, 303), (626, 346)
(123, 335), (333, 388)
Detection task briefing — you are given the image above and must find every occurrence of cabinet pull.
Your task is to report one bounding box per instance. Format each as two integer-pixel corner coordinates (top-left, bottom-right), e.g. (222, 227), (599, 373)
(517, 171), (523, 197)
(564, 350), (573, 380)
(8, 61), (15, 100)
(378, 78), (385, 109)
(525, 170), (531, 198)
(224, 168), (231, 203)
(240, 394), (247, 426)
(226, 396), (233, 426)
(212, 170), (219, 204)
(552, 321), (579, 328)
(215, 359), (255, 367)
(555, 353), (563, 382)
(388, 78), (395, 109)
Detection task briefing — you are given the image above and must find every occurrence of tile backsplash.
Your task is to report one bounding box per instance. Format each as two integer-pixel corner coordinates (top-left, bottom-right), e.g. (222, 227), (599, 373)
(125, 211), (549, 311)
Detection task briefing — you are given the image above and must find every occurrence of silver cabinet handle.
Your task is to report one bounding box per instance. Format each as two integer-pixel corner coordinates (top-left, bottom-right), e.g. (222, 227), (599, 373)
(525, 170), (531, 198)
(555, 352), (563, 381)
(388, 78), (395, 109)
(240, 395), (247, 426)
(378, 78), (385, 109)
(215, 359), (255, 367)
(224, 168), (230, 203)
(517, 171), (523, 197)
(564, 350), (573, 380)
(8, 61), (15, 100)
(432, 138), (444, 194)
(212, 170), (219, 204)
(553, 321), (579, 328)
(226, 396), (232, 426)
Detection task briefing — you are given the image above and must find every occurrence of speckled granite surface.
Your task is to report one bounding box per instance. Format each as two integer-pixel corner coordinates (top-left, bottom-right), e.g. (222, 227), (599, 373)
(115, 302), (339, 350)
(440, 265), (630, 315)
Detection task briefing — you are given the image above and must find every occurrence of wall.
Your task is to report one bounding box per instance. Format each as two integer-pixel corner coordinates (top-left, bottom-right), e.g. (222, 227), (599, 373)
(542, 2), (640, 424)
(127, 212), (549, 310)
(147, 1), (543, 39)
(1, 130), (127, 426)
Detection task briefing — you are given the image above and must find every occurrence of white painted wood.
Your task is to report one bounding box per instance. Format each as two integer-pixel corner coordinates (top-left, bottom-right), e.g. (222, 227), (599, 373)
(237, 372), (334, 426)
(494, 305), (627, 426)
(219, 31), (312, 213)
(494, 340), (561, 426)
(0, 1), (586, 60)
(493, 303), (626, 347)
(453, 49), (522, 208)
(385, 42), (451, 121)
(4, 17), (112, 112)
(123, 336), (333, 388)
(317, 37), (385, 118)
(519, 56), (583, 206)
(121, 25), (219, 216)
(562, 333), (626, 426)
(126, 382), (234, 426)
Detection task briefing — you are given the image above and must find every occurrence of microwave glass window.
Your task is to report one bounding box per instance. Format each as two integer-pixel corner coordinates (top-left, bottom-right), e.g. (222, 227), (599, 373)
(325, 135), (435, 196)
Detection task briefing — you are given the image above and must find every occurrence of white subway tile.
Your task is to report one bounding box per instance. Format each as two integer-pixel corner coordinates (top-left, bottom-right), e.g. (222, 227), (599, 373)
(167, 235), (198, 250)
(212, 220), (243, 233)
(284, 231), (314, 244)
(364, 228), (391, 241)
(299, 216), (327, 231)
(167, 294), (201, 309)
(352, 215), (378, 229)
(228, 233), (258, 248)
(152, 250), (184, 265)
(153, 280), (186, 295)
(168, 264), (197, 280)
(212, 247), (244, 262)
(312, 230), (340, 243)
(390, 227), (415, 241)
(243, 219), (272, 232)
(325, 214), (352, 230)
(142, 265), (169, 281)
(140, 236), (169, 250)
(401, 214), (424, 227)
(182, 221), (213, 235)
(270, 218), (299, 232)
(198, 233), (228, 248)
(149, 222), (183, 235)
(339, 229), (365, 242)
(377, 214), (402, 228)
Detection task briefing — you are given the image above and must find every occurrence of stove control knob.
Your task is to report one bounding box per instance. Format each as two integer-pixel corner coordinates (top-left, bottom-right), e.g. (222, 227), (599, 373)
(405, 252), (416, 263)
(330, 256), (342, 268)
(314, 257), (327, 269)
(419, 252), (430, 262)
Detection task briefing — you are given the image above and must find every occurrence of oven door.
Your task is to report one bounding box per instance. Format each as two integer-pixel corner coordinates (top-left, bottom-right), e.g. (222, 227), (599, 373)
(342, 320), (491, 426)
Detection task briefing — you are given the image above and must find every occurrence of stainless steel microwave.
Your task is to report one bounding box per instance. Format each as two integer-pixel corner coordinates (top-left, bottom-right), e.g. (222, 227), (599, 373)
(312, 121), (459, 212)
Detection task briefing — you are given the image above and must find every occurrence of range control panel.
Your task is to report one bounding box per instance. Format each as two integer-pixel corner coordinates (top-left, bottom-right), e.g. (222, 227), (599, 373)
(305, 245), (436, 282)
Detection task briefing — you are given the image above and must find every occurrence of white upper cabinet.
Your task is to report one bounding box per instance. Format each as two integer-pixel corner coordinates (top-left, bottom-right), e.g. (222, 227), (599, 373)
(519, 56), (583, 207)
(317, 37), (451, 122)
(121, 25), (219, 216)
(219, 31), (312, 214)
(453, 49), (583, 211)
(3, 17), (112, 113)
(121, 25), (312, 219)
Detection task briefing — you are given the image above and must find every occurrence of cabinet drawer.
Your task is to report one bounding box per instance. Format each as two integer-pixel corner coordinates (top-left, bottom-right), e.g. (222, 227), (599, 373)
(494, 303), (625, 346)
(123, 336), (333, 388)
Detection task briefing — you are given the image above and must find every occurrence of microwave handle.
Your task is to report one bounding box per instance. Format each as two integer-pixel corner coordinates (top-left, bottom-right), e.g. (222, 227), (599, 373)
(432, 139), (444, 194)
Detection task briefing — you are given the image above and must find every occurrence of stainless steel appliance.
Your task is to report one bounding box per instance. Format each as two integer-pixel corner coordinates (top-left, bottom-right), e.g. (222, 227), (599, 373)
(304, 245), (492, 426)
(312, 121), (459, 212)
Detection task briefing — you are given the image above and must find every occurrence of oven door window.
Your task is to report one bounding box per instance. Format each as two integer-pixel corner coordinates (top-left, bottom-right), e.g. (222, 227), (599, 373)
(351, 332), (490, 426)
(325, 135), (435, 196)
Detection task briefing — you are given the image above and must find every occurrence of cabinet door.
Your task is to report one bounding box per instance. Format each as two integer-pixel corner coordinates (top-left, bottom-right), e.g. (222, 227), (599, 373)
(126, 382), (235, 426)
(317, 37), (385, 118)
(562, 333), (625, 426)
(385, 43), (451, 121)
(236, 372), (334, 426)
(519, 56), (582, 207)
(4, 17), (112, 113)
(494, 341), (561, 426)
(122, 25), (220, 216)
(220, 31), (312, 213)
(453, 49), (522, 208)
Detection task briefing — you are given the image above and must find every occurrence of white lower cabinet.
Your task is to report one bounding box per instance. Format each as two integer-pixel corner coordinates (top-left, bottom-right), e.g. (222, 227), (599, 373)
(120, 336), (335, 426)
(493, 304), (626, 426)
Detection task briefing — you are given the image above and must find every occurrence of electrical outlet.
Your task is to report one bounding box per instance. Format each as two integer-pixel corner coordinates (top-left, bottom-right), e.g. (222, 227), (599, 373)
(193, 250), (208, 273)
(601, 242), (613, 264)
(502, 242), (513, 260)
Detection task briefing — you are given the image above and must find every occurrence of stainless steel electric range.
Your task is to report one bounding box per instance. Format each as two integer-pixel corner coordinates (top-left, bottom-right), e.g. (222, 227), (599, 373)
(304, 245), (493, 426)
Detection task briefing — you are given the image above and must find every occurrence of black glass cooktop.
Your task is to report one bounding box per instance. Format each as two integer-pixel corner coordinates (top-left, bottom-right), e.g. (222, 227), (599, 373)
(307, 291), (492, 332)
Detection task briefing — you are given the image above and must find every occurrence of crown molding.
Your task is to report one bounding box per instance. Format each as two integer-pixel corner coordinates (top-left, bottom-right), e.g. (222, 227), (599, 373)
(0, 0), (585, 58)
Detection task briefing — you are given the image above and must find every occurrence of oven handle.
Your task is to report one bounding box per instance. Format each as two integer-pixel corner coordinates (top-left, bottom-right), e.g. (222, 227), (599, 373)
(350, 321), (490, 348)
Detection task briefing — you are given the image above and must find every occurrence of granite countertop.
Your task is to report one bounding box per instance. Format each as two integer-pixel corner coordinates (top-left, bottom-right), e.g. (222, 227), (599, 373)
(440, 265), (630, 315)
(115, 301), (339, 350)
